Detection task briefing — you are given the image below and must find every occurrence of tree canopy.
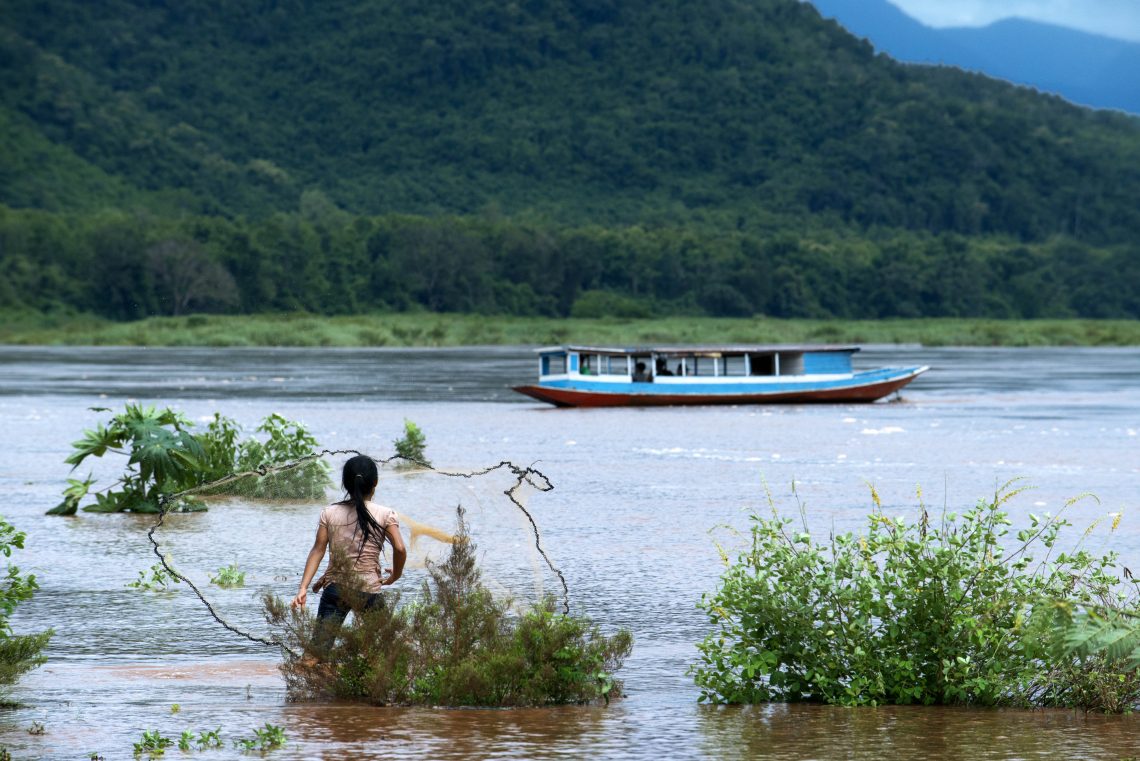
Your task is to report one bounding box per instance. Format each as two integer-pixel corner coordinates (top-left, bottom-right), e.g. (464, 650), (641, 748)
(2, 0), (1138, 319)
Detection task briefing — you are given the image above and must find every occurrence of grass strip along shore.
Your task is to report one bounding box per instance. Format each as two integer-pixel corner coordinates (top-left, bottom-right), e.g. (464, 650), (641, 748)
(2, 314), (1138, 348)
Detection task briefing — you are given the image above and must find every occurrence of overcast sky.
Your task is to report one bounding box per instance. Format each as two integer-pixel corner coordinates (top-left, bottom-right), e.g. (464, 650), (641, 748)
(889, 0), (1140, 42)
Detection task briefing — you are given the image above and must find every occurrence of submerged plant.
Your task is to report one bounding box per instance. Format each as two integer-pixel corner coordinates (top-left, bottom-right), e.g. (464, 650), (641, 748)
(393, 419), (430, 467)
(195, 728), (223, 750)
(209, 564), (246, 589)
(264, 509), (631, 706)
(48, 406), (328, 515)
(132, 729), (172, 757)
(693, 481), (1140, 712)
(126, 561), (180, 592)
(233, 723), (285, 753)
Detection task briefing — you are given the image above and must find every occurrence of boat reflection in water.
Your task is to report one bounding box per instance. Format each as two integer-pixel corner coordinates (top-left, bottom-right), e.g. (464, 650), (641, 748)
(513, 344), (929, 407)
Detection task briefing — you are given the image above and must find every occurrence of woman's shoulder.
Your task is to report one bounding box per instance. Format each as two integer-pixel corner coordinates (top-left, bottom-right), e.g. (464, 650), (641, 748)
(319, 501), (352, 522)
(364, 500), (399, 524)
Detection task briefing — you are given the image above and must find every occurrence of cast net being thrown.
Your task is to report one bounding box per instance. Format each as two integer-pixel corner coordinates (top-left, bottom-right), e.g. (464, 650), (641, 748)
(145, 450), (566, 655)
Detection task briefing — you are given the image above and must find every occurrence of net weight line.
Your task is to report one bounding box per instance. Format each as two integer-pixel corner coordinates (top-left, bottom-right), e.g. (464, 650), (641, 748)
(146, 449), (569, 655)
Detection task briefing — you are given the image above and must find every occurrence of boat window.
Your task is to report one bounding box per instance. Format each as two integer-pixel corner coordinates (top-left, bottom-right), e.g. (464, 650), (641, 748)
(778, 352), (804, 375)
(541, 353), (567, 376)
(598, 355), (629, 376)
(723, 355), (747, 376)
(681, 356), (719, 376)
(580, 354), (597, 375)
(750, 353), (776, 376)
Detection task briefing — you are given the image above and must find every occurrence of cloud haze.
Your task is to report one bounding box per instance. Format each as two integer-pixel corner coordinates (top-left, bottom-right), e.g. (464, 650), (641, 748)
(889, 0), (1140, 42)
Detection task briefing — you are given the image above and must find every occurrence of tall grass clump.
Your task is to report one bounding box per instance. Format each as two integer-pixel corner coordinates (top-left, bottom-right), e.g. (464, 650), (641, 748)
(264, 510), (632, 706)
(693, 482), (1140, 712)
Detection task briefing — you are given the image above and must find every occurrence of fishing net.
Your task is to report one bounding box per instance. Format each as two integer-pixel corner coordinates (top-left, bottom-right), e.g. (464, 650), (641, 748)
(145, 450), (566, 655)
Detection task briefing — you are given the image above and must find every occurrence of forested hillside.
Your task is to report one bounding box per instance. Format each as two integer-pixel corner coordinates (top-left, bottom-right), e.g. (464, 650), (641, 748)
(2, 0), (1139, 320)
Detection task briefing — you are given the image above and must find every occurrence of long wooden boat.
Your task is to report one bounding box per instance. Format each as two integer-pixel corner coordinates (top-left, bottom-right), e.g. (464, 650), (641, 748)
(512, 344), (928, 407)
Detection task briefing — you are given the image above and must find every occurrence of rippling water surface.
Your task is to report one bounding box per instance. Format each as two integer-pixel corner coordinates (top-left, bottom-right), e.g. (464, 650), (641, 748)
(1, 345), (1138, 759)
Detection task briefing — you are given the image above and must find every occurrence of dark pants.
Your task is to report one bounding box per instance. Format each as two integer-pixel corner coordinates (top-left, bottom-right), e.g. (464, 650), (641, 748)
(316, 582), (384, 623)
(312, 583), (384, 653)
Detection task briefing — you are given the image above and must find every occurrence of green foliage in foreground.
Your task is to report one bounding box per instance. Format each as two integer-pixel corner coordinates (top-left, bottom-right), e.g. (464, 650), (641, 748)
(0, 517), (51, 700)
(694, 483), (1140, 712)
(4, 312), (1139, 348)
(48, 404), (327, 515)
(264, 512), (632, 706)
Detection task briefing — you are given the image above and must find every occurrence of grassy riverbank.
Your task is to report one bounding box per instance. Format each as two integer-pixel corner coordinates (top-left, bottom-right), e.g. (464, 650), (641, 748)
(3, 313), (1138, 347)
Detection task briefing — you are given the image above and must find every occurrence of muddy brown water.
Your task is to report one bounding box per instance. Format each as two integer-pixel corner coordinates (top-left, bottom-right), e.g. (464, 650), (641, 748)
(1, 345), (1139, 759)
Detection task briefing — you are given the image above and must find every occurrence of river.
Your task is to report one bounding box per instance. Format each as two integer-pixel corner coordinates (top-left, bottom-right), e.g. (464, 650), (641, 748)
(1, 345), (1138, 759)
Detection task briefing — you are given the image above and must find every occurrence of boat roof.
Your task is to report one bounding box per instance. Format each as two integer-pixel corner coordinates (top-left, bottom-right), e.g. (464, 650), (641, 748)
(534, 344), (861, 355)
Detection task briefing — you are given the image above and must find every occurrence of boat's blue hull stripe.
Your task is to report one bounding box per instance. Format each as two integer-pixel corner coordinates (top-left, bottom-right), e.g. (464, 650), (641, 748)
(534, 367), (923, 396)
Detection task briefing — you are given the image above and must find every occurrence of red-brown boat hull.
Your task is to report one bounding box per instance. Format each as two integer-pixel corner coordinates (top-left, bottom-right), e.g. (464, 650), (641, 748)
(512, 371), (924, 407)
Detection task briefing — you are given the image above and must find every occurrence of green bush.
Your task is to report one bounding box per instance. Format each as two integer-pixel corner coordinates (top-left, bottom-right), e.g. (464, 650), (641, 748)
(393, 419), (430, 468)
(264, 510), (632, 706)
(693, 482), (1140, 711)
(0, 517), (52, 701)
(48, 405), (328, 514)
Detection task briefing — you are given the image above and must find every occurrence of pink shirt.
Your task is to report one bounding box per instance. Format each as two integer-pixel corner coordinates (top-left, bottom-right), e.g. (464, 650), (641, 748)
(318, 500), (400, 593)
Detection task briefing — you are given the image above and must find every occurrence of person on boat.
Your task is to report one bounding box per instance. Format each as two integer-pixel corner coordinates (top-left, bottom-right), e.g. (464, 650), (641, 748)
(655, 358), (673, 376)
(291, 454), (406, 635)
(633, 361), (652, 382)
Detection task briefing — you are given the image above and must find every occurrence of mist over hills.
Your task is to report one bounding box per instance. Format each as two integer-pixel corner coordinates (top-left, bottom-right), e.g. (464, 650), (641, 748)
(1, 0), (1138, 321)
(809, 0), (1140, 114)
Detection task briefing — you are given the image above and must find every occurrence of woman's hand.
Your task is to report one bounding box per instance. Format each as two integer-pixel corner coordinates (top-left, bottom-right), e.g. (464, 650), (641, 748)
(291, 589), (307, 607)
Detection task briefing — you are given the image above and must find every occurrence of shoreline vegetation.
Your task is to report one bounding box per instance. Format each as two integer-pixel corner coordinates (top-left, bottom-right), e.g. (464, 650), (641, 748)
(1, 313), (1138, 348)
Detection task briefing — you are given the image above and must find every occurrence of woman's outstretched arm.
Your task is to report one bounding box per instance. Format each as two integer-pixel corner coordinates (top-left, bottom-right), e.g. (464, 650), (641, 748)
(292, 523), (329, 607)
(381, 523), (407, 587)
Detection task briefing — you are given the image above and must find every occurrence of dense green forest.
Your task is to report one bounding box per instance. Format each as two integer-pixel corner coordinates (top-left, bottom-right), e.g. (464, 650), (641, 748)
(2, 0), (1139, 321)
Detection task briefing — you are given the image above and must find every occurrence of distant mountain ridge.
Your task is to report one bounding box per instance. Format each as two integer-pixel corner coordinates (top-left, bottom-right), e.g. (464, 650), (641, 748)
(809, 0), (1140, 114)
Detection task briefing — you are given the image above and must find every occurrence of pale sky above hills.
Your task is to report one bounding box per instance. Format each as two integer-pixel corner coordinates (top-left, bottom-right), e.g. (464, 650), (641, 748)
(890, 0), (1140, 42)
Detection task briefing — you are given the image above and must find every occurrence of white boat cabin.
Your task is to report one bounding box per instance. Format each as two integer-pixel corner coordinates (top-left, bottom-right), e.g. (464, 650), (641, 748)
(535, 345), (857, 381)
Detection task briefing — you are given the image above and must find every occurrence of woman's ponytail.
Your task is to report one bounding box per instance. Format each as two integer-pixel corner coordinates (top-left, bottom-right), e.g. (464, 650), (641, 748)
(341, 455), (383, 547)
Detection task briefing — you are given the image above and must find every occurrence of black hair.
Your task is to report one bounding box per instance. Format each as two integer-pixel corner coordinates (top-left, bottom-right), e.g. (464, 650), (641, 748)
(339, 454), (384, 547)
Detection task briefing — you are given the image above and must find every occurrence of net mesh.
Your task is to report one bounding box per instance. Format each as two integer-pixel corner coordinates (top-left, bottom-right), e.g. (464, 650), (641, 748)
(146, 450), (566, 656)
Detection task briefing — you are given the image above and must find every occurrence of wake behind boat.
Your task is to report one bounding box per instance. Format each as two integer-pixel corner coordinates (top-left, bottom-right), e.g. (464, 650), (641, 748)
(512, 344), (928, 407)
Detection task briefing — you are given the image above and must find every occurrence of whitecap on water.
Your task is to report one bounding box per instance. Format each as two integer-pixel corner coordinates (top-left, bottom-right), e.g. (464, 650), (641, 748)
(860, 426), (905, 435)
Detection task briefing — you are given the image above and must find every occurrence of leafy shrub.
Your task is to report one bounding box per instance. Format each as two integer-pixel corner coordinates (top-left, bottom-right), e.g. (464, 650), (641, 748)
(0, 517), (52, 699)
(693, 482), (1140, 711)
(48, 405), (328, 515)
(393, 419), (430, 467)
(264, 510), (631, 706)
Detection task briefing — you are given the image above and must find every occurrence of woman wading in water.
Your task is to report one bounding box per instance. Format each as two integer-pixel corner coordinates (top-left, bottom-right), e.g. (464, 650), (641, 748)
(292, 455), (407, 635)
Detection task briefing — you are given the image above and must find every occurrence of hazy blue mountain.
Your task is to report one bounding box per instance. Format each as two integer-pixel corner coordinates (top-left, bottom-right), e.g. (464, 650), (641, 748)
(808, 0), (1140, 114)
